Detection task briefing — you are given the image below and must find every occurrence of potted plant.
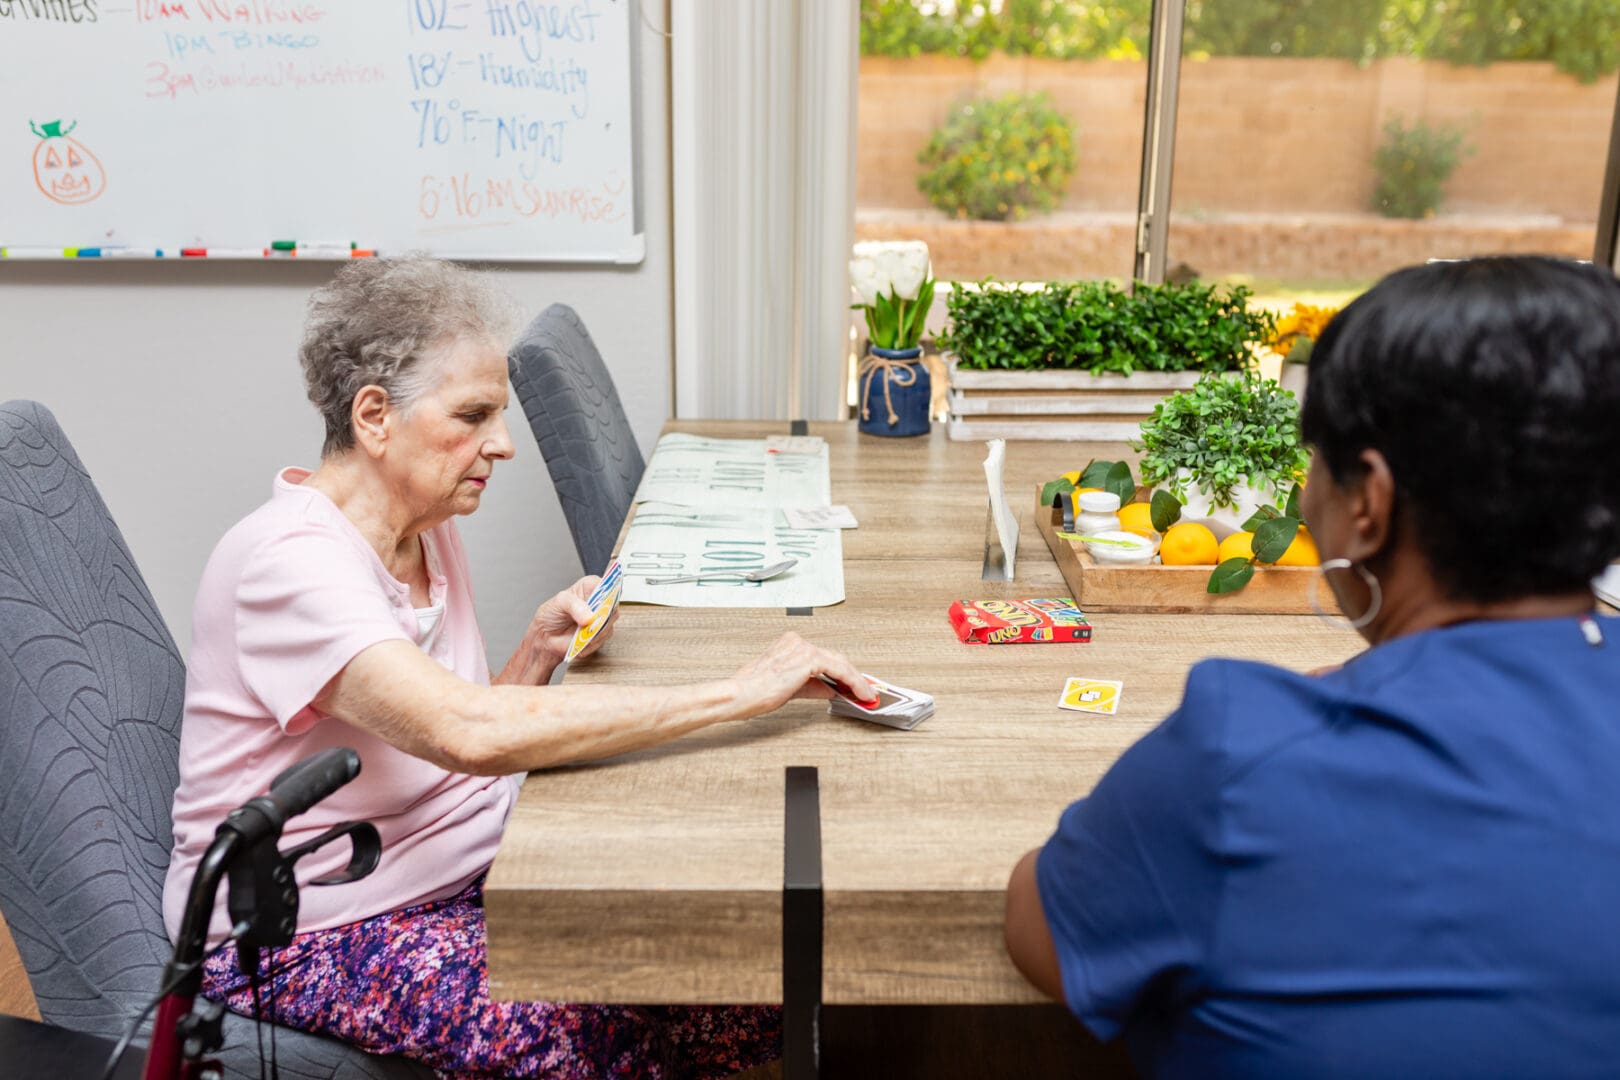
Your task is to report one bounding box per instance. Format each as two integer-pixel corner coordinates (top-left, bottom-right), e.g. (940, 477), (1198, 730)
(937, 279), (1276, 441)
(850, 240), (936, 437)
(1271, 301), (1338, 406)
(1130, 373), (1309, 538)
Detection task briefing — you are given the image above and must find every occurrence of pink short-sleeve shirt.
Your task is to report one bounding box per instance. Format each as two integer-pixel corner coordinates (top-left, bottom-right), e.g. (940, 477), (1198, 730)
(163, 468), (519, 944)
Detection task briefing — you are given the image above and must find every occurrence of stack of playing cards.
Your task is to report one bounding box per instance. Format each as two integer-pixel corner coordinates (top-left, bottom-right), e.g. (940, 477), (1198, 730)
(822, 674), (935, 730)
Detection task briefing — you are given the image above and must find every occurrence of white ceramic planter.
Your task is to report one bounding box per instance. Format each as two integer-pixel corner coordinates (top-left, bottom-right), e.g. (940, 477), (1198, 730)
(1171, 472), (1290, 540)
(1279, 363), (1309, 410)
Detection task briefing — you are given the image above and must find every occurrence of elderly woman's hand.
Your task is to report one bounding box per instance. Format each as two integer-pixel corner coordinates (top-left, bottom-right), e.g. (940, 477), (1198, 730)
(534, 575), (618, 663)
(495, 576), (618, 687)
(728, 632), (872, 717)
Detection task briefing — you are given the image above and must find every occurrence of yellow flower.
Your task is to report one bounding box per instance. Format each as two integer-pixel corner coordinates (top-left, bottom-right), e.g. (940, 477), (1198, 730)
(1270, 302), (1339, 356)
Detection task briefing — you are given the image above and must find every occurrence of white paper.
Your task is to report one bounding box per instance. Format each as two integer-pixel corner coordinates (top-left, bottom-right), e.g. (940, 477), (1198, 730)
(781, 505), (859, 530)
(633, 433), (831, 508)
(764, 435), (827, 455)
(619, 501), (845, 608)
(983, 439), (1019, 578)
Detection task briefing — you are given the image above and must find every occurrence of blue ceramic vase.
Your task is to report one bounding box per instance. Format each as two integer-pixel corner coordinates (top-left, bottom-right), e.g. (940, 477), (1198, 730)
(858, 345), (931, 437)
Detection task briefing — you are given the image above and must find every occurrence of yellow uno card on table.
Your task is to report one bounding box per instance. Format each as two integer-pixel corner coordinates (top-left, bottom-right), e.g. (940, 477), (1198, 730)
(1058, 677), (1123, 715)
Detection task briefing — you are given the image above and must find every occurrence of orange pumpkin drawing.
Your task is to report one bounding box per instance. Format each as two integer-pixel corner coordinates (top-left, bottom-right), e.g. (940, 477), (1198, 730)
(31, 120), (106, 205)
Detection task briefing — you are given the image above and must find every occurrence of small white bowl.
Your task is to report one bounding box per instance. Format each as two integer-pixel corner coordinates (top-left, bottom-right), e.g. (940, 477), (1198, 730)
(1082, 530), (1158, 565)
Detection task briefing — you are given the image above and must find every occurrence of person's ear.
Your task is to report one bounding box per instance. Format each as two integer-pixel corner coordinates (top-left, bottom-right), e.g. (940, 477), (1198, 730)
(351, 385), (392, 459)
(1340, 448), (1396, 564)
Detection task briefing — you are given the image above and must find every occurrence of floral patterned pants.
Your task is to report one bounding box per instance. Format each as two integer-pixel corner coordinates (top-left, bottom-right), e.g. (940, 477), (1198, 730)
(201, 878), (781, 1079)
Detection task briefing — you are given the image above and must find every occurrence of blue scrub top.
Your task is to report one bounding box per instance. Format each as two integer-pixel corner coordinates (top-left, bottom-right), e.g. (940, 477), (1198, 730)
(1036, 614), (1620, 1079)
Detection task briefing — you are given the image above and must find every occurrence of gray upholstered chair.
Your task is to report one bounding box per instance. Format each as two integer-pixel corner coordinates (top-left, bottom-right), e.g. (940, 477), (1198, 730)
(508, 304), (645, 575)
(0, 401), (431, 1079)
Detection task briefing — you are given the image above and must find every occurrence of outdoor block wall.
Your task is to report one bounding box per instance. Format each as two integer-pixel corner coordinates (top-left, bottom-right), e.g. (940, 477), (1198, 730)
(859, 55), (1616, 222)
(854, 211), (1593, 282)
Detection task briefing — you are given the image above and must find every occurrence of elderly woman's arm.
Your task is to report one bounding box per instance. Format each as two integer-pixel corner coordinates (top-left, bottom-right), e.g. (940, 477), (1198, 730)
(315, 631), (862, 775)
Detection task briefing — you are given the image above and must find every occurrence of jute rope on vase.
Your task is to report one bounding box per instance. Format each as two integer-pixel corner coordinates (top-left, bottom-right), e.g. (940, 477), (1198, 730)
(859, 354), (919, 426)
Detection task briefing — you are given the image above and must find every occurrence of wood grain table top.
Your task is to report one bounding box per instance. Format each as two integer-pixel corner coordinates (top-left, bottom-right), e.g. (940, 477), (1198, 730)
(485, 421), (1361, 1006)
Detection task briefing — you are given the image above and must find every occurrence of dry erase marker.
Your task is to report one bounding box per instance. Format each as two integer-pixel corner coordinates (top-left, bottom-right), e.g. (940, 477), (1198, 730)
(180, 247), (267, 258)
(105, 248), (164, 257)
(1, 247), (73, 257)
(270, 240), (297, 252)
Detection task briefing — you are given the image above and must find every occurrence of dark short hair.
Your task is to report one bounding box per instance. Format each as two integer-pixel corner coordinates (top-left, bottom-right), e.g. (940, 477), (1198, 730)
(1301, 256), (1620, 602)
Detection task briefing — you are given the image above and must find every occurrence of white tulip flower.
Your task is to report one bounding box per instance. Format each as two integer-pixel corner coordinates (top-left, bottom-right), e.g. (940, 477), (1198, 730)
(848, 255), (883, 306)
(882, 242), (932, 301)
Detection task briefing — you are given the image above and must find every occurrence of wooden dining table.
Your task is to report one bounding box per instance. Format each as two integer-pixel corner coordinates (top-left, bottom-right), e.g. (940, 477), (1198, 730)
(484, 421), (1360, 1052)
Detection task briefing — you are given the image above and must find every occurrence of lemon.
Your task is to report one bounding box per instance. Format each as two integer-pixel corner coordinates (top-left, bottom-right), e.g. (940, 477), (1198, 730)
(1217, 531), (1256, 563)
(1275, 529), (1321, 566)
(1160, 522), (1219, 566)
(1116, 502), (1156, 539)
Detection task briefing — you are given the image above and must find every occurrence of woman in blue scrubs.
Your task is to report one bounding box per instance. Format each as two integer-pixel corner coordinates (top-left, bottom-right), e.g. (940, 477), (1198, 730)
(1006, 255), (1620, 1079)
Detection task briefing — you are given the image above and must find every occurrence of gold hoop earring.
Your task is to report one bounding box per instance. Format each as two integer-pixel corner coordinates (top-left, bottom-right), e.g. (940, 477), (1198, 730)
(1310, 558), (1382, 630)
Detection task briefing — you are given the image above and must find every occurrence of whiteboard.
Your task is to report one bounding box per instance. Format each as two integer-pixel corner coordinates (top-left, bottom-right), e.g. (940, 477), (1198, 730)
(0, 0), (643, 262)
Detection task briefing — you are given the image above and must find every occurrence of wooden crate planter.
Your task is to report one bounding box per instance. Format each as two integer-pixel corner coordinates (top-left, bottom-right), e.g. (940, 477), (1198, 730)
(1033, 485), (1322, 614)
(946, 364), (1200, 441)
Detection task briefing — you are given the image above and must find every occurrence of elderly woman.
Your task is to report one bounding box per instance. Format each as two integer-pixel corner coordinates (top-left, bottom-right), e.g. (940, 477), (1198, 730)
(1005, 256), (1620, 1076)
(162, 256), (871, 1078)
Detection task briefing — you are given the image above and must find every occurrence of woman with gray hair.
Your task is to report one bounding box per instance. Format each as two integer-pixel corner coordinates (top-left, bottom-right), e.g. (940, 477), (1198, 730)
(162, 255), (868, 1077)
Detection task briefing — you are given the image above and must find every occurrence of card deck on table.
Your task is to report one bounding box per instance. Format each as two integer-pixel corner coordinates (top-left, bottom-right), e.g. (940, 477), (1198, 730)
(1058, 676), (1123, 715)
(549, 561), (624, 685)
(824, 674), (934, 730)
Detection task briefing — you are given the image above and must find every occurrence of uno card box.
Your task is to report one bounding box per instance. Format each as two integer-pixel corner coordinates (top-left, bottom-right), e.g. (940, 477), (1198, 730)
(948, 598), (1093, 645)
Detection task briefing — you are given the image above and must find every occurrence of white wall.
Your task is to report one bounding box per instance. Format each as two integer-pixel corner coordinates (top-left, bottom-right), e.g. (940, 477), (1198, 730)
(0, 30), (671, 668)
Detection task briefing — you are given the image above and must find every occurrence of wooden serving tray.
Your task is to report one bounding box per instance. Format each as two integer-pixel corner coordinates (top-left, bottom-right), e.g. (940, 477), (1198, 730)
(1033, 484), (1324, 615)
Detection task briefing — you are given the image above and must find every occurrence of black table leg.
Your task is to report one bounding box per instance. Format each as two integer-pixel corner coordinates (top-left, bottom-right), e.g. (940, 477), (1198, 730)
(783, 765), (822, 1080)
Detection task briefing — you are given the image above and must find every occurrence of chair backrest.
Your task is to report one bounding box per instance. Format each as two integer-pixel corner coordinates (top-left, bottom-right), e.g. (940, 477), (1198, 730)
(508, 304), (645, 575)
(0, 400), (184, 1036)
(0, 401), (435, 1079)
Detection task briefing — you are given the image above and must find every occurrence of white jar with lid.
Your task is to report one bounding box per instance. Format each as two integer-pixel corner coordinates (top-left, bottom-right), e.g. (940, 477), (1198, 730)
(1074, 490), (1122, 535)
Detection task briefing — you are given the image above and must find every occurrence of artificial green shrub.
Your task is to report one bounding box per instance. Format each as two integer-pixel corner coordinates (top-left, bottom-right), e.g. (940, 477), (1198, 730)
(1132, 373), (1310, 510)
(937, 279), (1275, 375)
(916, 93), (1078, 221)
(1371, 115), (1472, 219)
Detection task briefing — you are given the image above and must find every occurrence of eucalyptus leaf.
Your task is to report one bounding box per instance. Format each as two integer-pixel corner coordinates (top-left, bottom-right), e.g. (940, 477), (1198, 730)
(1079, 459), (1114, 489)
(1252, 516), (1301, 564)
(1241, 506), (1281, 531)
(1041, 476), (1075, 506)
(1104, 461), (1136, 504)
(1207, 558), (1255, 594)
(1150, 489), (1182, 533)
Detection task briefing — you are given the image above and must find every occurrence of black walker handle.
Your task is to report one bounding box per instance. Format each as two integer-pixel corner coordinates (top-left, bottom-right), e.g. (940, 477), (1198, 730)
(268, 747), (362, 819)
